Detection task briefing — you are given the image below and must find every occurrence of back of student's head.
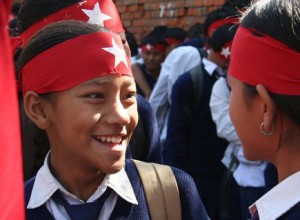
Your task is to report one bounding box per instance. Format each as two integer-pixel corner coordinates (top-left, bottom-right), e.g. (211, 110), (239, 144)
(223, 0), (252, 10)
(203, 5), (238, 37)
(208, 23), (238, 54)
(239, 0), (300, 126)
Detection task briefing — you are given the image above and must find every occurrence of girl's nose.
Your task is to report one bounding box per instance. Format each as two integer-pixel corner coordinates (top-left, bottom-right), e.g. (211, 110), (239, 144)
(105, 100), (130, 126)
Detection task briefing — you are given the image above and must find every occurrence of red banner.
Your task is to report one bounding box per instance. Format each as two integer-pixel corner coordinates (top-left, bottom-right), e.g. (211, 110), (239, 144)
(0, 0), (25, 219)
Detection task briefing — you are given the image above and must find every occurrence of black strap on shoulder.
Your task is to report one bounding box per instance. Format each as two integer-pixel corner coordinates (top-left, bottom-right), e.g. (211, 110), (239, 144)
(190, 63), (204, 112)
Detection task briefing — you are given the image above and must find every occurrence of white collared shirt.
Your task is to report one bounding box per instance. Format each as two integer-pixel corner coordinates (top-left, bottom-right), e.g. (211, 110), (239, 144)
(27, 152), (138, 220)
(149, 45), (201, 146)
(202, 57), (224, 77)
(250, 171), (300, 220)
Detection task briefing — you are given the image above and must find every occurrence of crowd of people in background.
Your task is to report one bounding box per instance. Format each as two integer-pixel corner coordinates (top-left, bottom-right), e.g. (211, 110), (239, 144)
(6, 0), (300, 219)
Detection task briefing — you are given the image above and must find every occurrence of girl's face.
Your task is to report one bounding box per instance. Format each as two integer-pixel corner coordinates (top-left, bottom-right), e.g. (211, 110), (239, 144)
(44, 75), (138, 175)
(228, 75), (267, 160)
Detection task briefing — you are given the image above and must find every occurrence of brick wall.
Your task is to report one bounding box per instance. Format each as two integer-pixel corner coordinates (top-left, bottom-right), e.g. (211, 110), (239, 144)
(114, 0), (226, 43)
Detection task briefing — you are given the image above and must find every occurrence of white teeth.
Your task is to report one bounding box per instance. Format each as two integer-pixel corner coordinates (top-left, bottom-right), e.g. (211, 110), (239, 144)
(95, 136), (122, 144)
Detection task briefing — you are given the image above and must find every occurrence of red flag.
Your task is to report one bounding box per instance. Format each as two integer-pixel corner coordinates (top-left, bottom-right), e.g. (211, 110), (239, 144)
(0, 0), (25, 219)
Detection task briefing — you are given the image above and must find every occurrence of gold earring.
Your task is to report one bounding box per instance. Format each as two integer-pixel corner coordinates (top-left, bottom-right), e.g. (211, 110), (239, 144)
(260, 122), (275, 136)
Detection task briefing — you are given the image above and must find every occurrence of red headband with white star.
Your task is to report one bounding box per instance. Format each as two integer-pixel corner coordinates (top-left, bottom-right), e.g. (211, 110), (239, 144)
(141, 43), (166, 54)
(20, 32), (132, 94)
(229, 27), (300, 95)
(218, 40), (232, 61)
(19, 0), (124, 47)
(206, 17), (237, 37)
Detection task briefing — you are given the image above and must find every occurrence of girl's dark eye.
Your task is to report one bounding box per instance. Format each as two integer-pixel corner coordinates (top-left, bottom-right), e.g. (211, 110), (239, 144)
(124, 92), (136, 100)
(88, 93), (104, 99)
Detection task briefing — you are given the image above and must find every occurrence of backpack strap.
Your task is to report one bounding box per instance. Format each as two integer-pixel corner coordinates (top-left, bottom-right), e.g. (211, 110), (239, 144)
(132, 160), (181, 220)
(190, 63), (204, 112)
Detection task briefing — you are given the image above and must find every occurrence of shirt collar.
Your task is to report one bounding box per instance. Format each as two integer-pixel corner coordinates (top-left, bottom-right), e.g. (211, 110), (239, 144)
(250, 171), (300, 220)
(202, 57), (224, 77)
(27, 152), (138, 209)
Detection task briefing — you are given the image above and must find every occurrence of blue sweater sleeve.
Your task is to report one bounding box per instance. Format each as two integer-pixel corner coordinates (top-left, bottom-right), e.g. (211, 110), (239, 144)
(165, 72), (194, 171)
(172, 167), (210, 220)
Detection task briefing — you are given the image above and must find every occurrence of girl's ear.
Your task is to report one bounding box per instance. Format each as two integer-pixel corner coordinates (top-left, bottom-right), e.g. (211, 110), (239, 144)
(23, 91), (51, 129)
(256, 84), (277, 131)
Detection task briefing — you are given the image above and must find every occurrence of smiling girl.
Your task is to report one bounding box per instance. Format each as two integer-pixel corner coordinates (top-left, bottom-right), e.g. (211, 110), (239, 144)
(20, 21), (209, 220)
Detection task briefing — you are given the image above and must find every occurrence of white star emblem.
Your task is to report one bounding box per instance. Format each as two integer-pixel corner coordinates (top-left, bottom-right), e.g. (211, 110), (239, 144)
(102, 38), (128, 68)
(221, 46), (230, 58)
(146, 44), (152, 50)
(82, 2), (112, 26)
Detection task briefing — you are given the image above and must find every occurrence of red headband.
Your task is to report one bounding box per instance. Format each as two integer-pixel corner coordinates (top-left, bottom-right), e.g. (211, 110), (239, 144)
(141, 44), (166, 54)
(165, 37), (183, 46)
(206, 17), (237, 37)
(218, 40), (233, 62)
(19, 0), (124, 47)
(20, 32), (132, 94)
(229, 27), (300, 95)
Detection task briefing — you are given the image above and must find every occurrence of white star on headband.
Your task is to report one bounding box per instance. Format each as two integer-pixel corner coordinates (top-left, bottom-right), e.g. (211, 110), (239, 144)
(221, 46), (230, 58)
(102, 38), (128, 68)
(82, 2), (112, 26)
(146, 44), (152, 50)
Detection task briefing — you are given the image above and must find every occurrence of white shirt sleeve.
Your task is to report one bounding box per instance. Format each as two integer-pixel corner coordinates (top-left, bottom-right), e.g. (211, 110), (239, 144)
(209, 77), (240, 144)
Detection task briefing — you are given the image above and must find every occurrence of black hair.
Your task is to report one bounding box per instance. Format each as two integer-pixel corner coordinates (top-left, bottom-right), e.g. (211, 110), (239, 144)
(164, 27), (187, 41)
(17, 21), (107, 74)
(147, 25), (169, 37)
(125, 30), (139, 57)
(208, 23), (238, 52)
(223, 0), (252, 10)
(18, 0), (81, 33)
(203, 5), (238, 36)
(186, 22), (205, 39)
(241, 0), (300, 126)
(140, 33), (167, 47)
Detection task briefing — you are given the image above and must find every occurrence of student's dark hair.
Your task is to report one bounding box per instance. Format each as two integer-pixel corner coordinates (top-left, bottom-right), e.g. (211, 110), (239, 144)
(203, 5), (238, 36)
(18, 0), (81, 33)
(208, 23), (238, 52)
(224, 0), (252, 10)
(164, 27), (187, 41)
(241, 0), (300, 126)
(140, 34), (167, 47)
(187, 23), (204, 38)
(125, 30), (139, 57)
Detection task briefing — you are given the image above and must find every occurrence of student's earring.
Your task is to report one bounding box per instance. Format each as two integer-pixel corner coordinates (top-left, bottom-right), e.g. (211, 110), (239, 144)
(260, 122), (275, 136)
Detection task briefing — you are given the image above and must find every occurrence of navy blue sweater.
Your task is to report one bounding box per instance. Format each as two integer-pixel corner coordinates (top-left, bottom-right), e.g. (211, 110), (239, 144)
(25, 159), (209, 220)
(165, 67), (227, 177)
(127, 94), (163, 163)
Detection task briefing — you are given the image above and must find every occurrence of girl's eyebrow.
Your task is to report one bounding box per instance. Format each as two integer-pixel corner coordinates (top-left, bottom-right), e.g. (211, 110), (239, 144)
(78, 77), (135, 88)
(79, 79), (111, 87)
